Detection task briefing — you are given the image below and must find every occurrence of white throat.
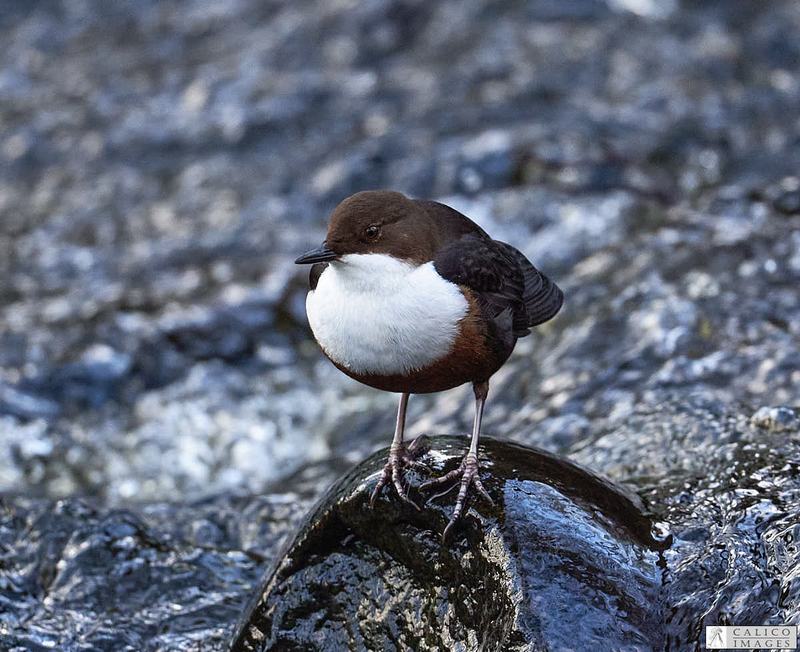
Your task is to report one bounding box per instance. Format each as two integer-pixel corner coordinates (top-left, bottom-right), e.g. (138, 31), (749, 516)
(305, 253), (469, 375)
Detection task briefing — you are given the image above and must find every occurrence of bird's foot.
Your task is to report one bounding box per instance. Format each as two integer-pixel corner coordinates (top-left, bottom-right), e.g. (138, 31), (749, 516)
(420, 451), (494, 540)
(369, 436), (427, 510)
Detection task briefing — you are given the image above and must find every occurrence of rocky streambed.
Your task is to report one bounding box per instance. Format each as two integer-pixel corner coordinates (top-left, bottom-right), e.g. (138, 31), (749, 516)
(1, 1), (800, 650)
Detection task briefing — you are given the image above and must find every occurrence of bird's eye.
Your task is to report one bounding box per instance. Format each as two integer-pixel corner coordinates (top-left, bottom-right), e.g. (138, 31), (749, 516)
(364, 224), (380, 241)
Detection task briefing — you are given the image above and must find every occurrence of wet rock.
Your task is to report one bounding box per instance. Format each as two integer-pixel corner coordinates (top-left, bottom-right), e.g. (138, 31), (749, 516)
(750, 406), (800, 433)
(0, 382), (61, 420)
(0, 492), (311, 652)
(634, 398), (800, 650)
(162, 302), (274, 363)
(454, 130), (515, 195)
(774, 189), (800, 215)
(20, 344), (133, 410)
(229, 437), (665, 652)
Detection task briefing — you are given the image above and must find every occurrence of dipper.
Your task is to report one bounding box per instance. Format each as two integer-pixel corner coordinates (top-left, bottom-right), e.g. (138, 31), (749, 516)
(296, 190), (563, 537)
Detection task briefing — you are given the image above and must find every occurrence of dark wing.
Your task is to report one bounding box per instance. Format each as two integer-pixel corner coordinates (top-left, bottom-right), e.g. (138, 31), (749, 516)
(494, 242), (563, 329)
(309, 263), (327, 290)
(433, 234), (562, 337)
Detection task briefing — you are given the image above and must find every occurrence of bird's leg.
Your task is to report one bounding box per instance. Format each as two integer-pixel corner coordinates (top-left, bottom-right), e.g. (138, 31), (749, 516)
(421, 380), (494, 539)
(370, 392), (423, 509)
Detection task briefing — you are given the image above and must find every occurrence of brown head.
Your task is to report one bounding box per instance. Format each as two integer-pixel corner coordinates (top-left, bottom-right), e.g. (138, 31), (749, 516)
(295, 190), (441, 266)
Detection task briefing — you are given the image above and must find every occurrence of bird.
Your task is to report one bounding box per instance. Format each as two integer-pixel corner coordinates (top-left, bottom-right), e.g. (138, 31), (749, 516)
(295, 190), (563, 537)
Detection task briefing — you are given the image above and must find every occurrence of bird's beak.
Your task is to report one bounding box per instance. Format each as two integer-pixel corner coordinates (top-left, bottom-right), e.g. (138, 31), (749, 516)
(295, 243), (339, 264)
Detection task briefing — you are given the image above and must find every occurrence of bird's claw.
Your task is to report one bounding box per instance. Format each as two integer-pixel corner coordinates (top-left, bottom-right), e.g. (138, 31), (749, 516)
(369, 438), (426, 509)
(420, 452), (494, 540)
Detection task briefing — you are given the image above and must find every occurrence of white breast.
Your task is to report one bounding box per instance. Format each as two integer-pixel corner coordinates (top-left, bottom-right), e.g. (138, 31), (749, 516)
(305, 253), (469, 375)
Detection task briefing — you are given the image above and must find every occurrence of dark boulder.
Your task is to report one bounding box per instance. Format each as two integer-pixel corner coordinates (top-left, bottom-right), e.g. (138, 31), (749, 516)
(230, 436), (666, 652)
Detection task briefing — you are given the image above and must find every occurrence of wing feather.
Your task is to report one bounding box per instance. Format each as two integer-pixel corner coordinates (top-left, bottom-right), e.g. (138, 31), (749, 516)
(434, 234), (562, 337)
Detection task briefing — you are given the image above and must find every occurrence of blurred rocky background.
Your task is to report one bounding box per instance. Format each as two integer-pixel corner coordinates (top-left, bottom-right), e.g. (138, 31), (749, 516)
(1, 0), (799, 650)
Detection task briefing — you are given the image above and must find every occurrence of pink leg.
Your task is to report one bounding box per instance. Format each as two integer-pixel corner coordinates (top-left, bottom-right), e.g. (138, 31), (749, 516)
(420, 380), (494, 539)
(370, 392), (424, 509)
